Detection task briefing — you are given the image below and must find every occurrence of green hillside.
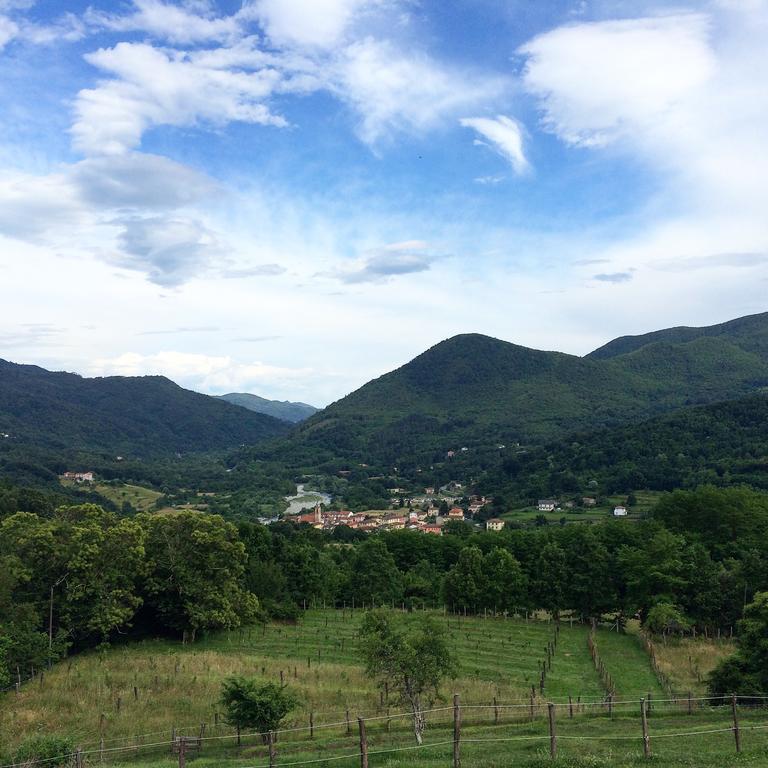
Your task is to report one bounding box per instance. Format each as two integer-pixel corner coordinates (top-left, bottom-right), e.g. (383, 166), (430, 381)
(265, 313), (768, 469)
(473, 391), (768, 501)
(218, 392), (317, 423)
(0, 360), (289, 458)
(588, 310), (768, 360)
(3, 612), (761, 768)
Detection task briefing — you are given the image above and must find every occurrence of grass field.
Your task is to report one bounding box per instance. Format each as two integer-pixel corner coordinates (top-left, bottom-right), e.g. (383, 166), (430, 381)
(651, 635), (736, 695)
(1, 609), (758, 768)
(501, 492), (664, 525)
(60, 481), (166, 513)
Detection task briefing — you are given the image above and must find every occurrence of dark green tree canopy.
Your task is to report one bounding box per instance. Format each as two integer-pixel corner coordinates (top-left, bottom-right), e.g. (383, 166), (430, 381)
(220, 678), (297, 741)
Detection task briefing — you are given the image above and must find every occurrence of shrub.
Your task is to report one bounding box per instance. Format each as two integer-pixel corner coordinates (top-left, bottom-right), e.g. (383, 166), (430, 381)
(15, 735), (75, 768)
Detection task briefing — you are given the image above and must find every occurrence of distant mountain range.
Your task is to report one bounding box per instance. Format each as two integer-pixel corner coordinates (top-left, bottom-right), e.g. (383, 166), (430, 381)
(0, 360), (289, 457)
(268, 311), (768, 468)
(217, 393), (317, 423)
(3, 311), (768, 480)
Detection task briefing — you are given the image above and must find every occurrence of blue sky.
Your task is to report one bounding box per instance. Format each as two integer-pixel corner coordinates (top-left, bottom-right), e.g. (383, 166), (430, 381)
(0, 0), (766, 406)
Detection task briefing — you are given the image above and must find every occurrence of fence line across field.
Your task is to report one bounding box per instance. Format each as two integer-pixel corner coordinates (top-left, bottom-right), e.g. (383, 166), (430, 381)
(3, 693), (767, 768)
(54, 692), (768, 759)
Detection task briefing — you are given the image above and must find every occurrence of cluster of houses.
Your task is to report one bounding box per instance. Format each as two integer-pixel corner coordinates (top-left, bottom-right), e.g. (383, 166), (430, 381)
(60, 471), (95, 483)
(537, 498), (629, 517)
(289, 494), (506, 535)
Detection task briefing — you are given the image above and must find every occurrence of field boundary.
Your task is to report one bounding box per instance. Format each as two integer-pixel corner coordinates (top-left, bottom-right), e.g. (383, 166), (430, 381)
(5, 694), (768, 768)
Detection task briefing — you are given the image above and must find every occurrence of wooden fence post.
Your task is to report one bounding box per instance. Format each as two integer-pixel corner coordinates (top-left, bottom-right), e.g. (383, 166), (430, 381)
(687, 691), (693, 715)
(178, 737), (186, 768)
(493, 696), (499, 725)
(268, 731), (276, 768)
(358, 717), (368, 768)
(731, 694), (741, 753)
(547, 703), (557, 760)
(99, 737), (104, 764)
(640, 698), (651, 758)
(75, 749), (83, 768)
(568, 695), (573, 719)
(346, 709), (351, 735)
(170, 728), (176, 753)
(310, 711), (314, 739)
(453, 694), (461, 768)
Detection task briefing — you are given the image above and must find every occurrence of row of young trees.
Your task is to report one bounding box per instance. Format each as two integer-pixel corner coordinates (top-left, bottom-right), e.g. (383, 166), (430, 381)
(2, 485), (767, 688)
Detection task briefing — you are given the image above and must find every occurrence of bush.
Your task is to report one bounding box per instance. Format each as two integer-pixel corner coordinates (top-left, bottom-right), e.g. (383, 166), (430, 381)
(220, 678), (297, 741)
(264, 601), (300, 622)
(15, 735), (75, 768)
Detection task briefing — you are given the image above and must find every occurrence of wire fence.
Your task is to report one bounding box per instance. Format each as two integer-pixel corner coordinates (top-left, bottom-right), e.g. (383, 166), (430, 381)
(3, 693), (767, 768)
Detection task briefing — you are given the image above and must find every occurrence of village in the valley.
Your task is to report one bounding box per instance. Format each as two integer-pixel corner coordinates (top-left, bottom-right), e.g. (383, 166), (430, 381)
(285, 484), (632, 535)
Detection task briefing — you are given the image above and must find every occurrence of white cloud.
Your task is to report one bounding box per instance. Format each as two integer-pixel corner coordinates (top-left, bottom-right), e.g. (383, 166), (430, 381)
(519, 14), (716, 147)
(0, 15), (17, 48)
(86, 0), (244, 45)
(71, 152), (216, 208)
(459, 115), (529, 173)
(251, 0), (379, 49)
(328, 239), (436, 283)
(73, 42), (288, 155)
(0, 169), (85, 239)
(110, 215), (226, 287)
(88, 351), (314, 394)
(517, 6), (768, 282)
(333, 38), (508, 144)
(0, 153), (232, 285)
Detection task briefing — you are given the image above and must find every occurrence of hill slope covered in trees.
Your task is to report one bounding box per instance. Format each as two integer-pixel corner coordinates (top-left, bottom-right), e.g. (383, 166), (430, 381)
(265, 313), (768, 469)
(217, 392), (317, 423)
(0, 360), (289, 457)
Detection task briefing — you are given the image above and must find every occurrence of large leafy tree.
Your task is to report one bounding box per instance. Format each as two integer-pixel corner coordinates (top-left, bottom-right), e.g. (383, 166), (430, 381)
(358, 610), (456, 744)
(140, 511), (258, 638)
(442, 545), (487, 611)
(530, 541), (567, 618)
(709, 591), (768, 698)
(54, 505), (145, 643)
(350, 537), (403, 606)
(484, 547), (528, 615)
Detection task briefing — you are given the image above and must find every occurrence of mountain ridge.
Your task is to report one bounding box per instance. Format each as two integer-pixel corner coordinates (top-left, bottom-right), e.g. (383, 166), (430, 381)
(217, 392), (317, 423)
(265, 311), (768, 468)
(0, 359), (289, 457)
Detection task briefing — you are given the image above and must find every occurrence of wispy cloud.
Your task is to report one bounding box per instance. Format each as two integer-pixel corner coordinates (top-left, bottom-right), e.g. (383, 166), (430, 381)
(220, 264), (287, 278)
(460, 115), (529, 174)
(653, 252), (768, 272)
(593, 271), (633, 283)
(328, 240), (437, 283)
(137, 326), (221, 336)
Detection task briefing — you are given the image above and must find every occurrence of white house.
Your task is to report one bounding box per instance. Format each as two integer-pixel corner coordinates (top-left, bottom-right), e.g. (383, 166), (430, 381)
(486, 518), (505, 532)
(537, 499), (557, 512)
(613, 505), (628, 517)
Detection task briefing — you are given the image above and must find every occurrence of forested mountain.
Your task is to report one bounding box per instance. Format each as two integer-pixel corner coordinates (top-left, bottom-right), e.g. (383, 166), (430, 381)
(588, 310), (768, 359)
(266, 313), (768, 468)
(474, 391), (768, 501)
(217, 392), (317, 423)
(0, 360), (289, 457)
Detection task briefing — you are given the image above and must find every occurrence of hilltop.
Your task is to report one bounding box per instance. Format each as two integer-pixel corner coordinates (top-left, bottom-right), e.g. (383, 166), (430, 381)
(265, 313), (768, 469)
(217, 392), (317, 423)
(0, 360), (289, 458)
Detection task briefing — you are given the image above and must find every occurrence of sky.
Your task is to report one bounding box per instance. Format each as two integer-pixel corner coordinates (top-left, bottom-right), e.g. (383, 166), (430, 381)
(0, 0), (767, 407)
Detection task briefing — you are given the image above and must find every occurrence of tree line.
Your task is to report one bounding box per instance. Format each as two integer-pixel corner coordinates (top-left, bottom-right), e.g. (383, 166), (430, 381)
(2, 485), (768, 690)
